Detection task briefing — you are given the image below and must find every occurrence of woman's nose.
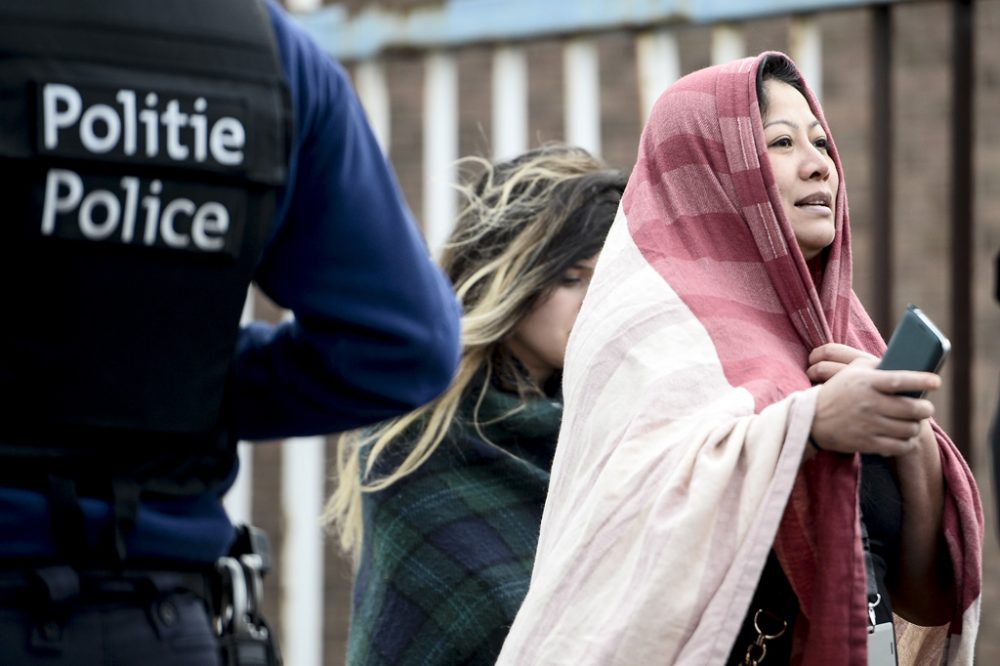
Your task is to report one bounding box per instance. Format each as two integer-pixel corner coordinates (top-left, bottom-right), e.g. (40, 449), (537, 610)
(801, 146), (831, 180)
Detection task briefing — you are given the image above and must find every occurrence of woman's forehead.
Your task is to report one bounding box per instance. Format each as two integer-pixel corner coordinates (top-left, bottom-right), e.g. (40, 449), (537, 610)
(761, 79), (818, 125)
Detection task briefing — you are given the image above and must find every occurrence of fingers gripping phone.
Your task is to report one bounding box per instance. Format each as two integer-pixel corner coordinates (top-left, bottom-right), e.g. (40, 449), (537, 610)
(877, 305), (951, 398)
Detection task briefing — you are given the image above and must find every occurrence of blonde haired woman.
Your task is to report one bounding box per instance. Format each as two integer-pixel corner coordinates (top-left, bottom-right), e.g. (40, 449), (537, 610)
(325, 145), (626, 665)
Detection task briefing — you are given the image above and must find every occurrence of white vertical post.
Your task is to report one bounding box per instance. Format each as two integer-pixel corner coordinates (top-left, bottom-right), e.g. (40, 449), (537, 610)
(284, 0), (320, 12)
(563, 37), (601, 156)
(635, 29), (681, 125)
(492, 45), (528, 160)
(355, 60), (391, 155)
(222, 290), (256, 526)
(711, 23), (745, 65)
(277, 310), (325, 666)
(423, 51), (459, 258)
(278, 309), (326, 666)
(789, 16), (823, 102)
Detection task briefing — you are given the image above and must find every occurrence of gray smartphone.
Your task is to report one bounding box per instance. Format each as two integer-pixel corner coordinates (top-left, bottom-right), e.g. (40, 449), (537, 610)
(877, 304), (951, 397)
(868, 621), (898, 666)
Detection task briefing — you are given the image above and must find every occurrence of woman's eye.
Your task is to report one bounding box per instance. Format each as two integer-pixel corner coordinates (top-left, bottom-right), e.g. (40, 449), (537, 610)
(769, 137), (792, 149)
(814, 137), (830, 152)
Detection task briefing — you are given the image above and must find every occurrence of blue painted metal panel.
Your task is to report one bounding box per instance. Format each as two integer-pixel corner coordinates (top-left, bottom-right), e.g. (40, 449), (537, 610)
(295, 0), (903, 60)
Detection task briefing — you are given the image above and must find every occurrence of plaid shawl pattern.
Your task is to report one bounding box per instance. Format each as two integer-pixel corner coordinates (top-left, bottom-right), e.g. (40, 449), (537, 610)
(347, 384), (561, 665)
(498, 53), (982, 665)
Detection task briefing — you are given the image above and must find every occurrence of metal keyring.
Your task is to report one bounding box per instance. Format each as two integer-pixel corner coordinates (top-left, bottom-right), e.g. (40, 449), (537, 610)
(753, 609), (788, 640)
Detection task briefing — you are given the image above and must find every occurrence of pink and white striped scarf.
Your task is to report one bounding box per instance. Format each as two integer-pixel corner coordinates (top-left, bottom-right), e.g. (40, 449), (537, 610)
(498, 53), (982, 665)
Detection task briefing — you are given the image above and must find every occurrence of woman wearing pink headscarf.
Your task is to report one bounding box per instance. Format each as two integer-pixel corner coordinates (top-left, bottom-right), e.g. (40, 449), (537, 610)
(498, 53), (982, 665)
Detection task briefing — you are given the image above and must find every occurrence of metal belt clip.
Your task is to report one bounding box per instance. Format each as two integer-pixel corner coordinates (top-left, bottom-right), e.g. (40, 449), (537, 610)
(867, 592), (882, 632)
(743, 608), (788, 666)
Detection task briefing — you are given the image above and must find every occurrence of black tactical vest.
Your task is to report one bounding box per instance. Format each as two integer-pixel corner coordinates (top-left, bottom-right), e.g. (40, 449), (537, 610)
(0, 0), (290, 498)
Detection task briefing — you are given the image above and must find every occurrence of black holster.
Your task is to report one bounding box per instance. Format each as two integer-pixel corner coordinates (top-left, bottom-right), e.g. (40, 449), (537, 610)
(214, 525), (282, 666)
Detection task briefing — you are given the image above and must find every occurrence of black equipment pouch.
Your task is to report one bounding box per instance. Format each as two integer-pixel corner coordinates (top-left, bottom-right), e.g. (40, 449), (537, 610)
(215, 525), (282, 666)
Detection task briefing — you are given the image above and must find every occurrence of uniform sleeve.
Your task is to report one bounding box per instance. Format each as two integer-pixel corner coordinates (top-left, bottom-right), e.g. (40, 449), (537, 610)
(229, 2), (461, 440)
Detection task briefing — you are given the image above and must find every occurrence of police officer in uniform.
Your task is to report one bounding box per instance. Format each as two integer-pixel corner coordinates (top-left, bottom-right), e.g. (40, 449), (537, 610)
(0, 1), (461, 663)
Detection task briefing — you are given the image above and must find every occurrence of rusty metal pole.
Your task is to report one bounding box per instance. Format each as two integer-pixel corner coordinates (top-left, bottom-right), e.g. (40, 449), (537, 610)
(951, 0), (974, 462)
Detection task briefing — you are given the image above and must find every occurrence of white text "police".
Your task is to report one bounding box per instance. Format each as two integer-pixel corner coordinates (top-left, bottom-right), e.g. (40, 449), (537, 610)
(43, 83), (245, 166)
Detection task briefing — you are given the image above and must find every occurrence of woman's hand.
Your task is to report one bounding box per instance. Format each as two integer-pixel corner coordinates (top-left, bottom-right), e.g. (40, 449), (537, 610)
(810, 357), (939, 456)
(806, 343), (877, 384)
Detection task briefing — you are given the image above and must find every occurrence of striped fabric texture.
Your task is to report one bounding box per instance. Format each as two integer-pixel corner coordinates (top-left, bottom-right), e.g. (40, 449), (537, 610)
(348, 384), (561, 665)
(498, 53), (982, 665)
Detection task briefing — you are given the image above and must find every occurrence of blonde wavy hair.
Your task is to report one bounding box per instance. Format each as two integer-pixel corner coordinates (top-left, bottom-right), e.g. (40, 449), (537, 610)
(323, 144), (626, 562)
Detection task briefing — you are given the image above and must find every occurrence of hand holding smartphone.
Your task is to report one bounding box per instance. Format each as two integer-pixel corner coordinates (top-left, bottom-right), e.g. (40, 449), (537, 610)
(877, 305), (951, 398)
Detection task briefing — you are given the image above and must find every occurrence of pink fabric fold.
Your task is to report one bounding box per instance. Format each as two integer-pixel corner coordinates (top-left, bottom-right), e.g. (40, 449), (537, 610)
(498, 53), (981, 665)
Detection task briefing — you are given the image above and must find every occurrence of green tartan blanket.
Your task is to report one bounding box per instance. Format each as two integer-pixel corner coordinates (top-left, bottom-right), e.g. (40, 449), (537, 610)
(347, 384), (562, 665)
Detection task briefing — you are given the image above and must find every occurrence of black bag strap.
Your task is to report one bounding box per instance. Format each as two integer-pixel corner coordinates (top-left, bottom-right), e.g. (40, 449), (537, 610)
(860, 517), (884, 629)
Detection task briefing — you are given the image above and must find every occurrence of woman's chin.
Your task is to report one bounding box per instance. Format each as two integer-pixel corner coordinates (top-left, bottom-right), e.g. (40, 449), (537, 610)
(794, 227), (835, 260)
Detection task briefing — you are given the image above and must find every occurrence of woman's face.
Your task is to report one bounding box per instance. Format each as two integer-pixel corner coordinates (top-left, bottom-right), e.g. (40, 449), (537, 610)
(762, 79), (840, 260)
(506, 254), (599, 385)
